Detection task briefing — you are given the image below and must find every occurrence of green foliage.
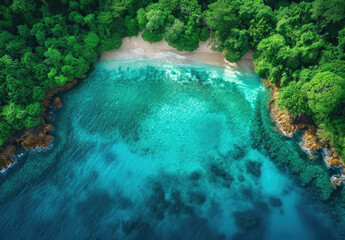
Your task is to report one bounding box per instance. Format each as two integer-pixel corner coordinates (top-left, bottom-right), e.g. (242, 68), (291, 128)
(125, 16), (138, 37)
(302, 72), (345, 120)
(277, 80), (310, 116)
(254, 90), (335, 201)
(206, 0), (275, 61)
(142, 30), (163, 42)
(139, 0), (208, 51)
(0, 0), (155, 146)
(146, 9), (166, 31)
(84, 32), (100, 49)
(312, 0), (345, 25)
(251, 1), (345, 172)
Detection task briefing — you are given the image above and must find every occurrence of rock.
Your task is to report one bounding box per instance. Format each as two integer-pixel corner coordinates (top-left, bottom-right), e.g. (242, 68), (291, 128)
(21, 124), (53, 150)
(326, 157), (345, 168)
(268, 83), (337, 159)
(270, 92), (308, 138)
(43, 79), (77, 108)
(302, 127), (322, 151)
(53, 97), (62, 108)
(0, 145), (16, 169)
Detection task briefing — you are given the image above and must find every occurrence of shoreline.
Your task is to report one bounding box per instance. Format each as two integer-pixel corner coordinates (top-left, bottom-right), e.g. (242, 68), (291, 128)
(264, 79), (344, 187)
(100, 32), (255, 72)
(0, 33), (341, 178)
(104, 33), (343, 172)
(0, 34), (254, 171)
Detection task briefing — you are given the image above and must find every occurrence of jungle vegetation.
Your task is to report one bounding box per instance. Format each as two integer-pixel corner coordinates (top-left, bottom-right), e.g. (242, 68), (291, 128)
(1, 0), (345, 199)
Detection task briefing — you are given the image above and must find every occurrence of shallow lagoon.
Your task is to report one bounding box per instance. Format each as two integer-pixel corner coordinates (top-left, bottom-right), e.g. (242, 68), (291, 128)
(0, 60), (342, 239)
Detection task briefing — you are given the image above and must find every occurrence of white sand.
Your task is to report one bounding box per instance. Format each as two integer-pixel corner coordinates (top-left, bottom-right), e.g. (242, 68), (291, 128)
(100, 32), (254, 71)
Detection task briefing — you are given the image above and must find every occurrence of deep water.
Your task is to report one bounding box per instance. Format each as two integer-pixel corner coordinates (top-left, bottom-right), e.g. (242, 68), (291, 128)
(0, 60), (344, 239)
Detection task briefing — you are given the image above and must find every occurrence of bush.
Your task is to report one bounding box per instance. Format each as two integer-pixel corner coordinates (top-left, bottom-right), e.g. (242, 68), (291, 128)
(142, 30), (163, 42)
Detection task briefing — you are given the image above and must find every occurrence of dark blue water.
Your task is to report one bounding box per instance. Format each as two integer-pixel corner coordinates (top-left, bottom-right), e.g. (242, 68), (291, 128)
(0, 60), (343, 239)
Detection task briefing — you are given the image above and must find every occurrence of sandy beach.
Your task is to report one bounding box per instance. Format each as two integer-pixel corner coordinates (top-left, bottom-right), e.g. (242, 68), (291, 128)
(100, 32), (254, 71)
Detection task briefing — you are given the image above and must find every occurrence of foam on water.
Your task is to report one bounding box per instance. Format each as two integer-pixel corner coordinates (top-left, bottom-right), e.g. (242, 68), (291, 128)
(0, 59), (342, 240)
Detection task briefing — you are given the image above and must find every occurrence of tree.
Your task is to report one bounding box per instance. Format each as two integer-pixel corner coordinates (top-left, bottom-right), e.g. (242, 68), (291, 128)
(136, 8), (147, 31)
(302, 72), (345, 119)
(84, 31), (100, 49)
(146, 9), (166, 31)
(124, 16), (138, 37)
(312, 0), (345, 25)
(277, 80), (310, 116)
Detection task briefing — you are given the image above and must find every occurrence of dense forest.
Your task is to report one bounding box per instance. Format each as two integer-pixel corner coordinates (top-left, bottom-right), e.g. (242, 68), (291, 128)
(1, 0), (345, 190)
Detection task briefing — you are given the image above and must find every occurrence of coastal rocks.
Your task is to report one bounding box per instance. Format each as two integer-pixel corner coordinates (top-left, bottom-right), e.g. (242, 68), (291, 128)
(21, 124), (53, 150)
(53, 97), (62, 108)
(301, 126), (327, 151)
(270, 100), (307, 137)
(265, 80), (335, 155)
(264, 79), (345, 191)
(43, 79), (77, 108)
(326, 156), (345, 168)
(322, 147), (344, 171)
(265, 80), (308, 138)
(0, 145), (16, 170)
(0, 79), (77, 171)
(327, 148), (344, 167)
(0, 122), (54, 170)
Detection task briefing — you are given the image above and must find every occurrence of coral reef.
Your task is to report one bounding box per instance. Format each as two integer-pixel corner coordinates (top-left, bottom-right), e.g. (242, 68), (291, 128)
(233, 210), (261, 231)
(269, 197), (282, 207)
(245, 160), (262, 178)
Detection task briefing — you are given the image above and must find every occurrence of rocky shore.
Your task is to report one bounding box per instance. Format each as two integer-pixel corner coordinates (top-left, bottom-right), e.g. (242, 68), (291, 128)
(0, 79), (77, 171)
(264, 79), (344, 172)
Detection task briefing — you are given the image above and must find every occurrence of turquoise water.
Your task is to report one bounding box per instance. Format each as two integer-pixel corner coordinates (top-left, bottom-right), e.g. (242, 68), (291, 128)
(0, 60), (343, 239)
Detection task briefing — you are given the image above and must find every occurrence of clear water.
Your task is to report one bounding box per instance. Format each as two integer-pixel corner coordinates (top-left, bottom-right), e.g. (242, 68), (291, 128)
(0, 60), (342, 239)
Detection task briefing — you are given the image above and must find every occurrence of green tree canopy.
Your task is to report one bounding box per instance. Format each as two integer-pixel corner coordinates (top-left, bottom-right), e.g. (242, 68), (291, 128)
(302, 72), (345, 119)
